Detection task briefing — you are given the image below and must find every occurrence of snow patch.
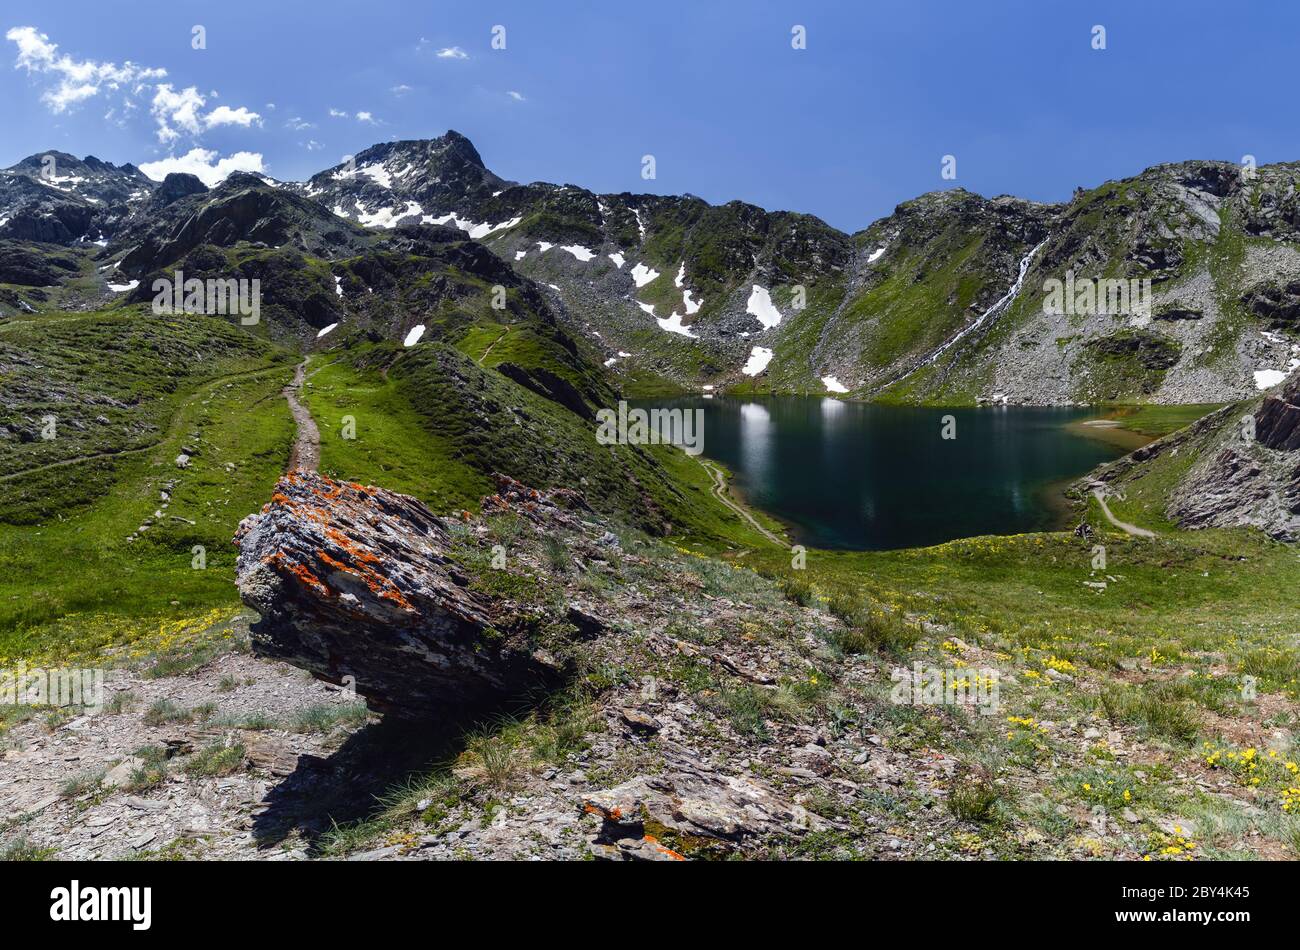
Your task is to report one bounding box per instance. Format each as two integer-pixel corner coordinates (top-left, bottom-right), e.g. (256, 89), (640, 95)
(356, 163), (392, 188)
(746, 285), (782, 330)
(333, 275), (343, 297)
(742, 346), (774, 376)
(317, 322), (338, 338)
(107, 280), (139, 293)
(403, 324), (426, 347)
(1255, 368), (1289, 390)
(608, 252), (625, 269)
(656, 311), (697, 338)
(514, 250), (527, 261)
(422, 213), (521, 239)
(821, 376), (849, 394)
(357, 200), (423, 229)
(560, 244), (596, 261)
(468, 216), (521, 239)
(867, 246), (887, 263)
(631, 263), (659, 288)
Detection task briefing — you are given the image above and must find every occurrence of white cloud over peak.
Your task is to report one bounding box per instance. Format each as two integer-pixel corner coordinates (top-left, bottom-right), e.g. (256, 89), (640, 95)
(6, 26), (261, 143)
(138, 148), (265, 187)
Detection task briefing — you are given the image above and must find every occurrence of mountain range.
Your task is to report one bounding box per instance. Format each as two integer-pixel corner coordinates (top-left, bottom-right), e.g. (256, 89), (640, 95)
(4, 130), (1298, 406)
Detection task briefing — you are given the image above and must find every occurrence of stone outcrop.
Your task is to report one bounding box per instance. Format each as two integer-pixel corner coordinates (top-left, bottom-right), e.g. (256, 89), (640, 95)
(1167, 378), (1300, 541)
(234, 471), (581, 716)
(1255, 377), (1300, 450)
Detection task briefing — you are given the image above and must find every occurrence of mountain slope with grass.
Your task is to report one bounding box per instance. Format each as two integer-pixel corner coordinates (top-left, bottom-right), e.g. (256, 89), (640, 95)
(2, 133), (1299, 863)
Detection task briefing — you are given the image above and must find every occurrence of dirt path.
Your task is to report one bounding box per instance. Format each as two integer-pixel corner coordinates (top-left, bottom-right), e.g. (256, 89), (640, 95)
(1092, 488), (1156, 538)
(284, 359), (320, 473)
(478, 326), (509, 364)
(697, 458), (784, 546)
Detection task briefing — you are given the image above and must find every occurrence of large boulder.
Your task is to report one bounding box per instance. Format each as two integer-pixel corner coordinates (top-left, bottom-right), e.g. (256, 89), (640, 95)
(234, 471), (571, 716)
(1255, 376), (1300, 451)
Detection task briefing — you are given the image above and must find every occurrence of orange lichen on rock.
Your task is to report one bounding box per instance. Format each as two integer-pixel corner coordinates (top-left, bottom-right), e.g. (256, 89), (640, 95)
(317, 550), (359, 576)
(324, 527), (384, 566)
(263, 551), (330, 597)
(641, 834), (686, 860)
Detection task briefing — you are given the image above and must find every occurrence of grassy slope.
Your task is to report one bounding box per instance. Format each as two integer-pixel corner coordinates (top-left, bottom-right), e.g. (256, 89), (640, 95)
(0, 310), (297, 660)
(301, 339), (785, 550)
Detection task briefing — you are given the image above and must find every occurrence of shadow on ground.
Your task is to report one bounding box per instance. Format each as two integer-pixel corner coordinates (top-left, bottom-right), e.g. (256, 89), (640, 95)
(251, 714), (466, 855)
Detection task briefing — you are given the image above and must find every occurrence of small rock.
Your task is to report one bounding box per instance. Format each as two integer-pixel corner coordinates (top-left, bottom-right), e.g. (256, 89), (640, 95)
(104, 757), (144, 789)
(619, 707), (661, 735)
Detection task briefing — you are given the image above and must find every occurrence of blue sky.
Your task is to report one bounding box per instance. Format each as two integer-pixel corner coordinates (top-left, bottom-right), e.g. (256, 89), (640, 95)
(3, 0), (1298, 232)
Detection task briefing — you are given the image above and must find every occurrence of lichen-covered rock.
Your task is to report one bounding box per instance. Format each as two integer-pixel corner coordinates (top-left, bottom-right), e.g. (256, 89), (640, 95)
(234, 471), (571, 716)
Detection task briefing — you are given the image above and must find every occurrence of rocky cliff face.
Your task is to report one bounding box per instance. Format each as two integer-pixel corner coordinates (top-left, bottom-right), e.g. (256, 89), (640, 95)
(1168, 378), (1300, 540)
(0, 152), (153, 245)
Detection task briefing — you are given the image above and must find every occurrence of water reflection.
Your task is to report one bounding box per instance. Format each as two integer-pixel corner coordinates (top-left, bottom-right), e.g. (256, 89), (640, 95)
(738, 401), (772, 485)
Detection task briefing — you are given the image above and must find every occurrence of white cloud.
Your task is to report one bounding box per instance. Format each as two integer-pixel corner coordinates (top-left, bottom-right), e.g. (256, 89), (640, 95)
(150, 84), (260, 142)
(328, 108), (349, 118)
(150, 83), (205, 142)
(6, 25), (166, 113)
(436, 46), (468, 59)
(205, 104), (261, 129)
(138, 148), (265, 187)
(356, 110), (376, 123)
(305, 139), (323, 151)
(285, 116), (315, 131)
(507, 90), (525, 101)
(391, 84), (412, 96)
(7, 26), (260, 143)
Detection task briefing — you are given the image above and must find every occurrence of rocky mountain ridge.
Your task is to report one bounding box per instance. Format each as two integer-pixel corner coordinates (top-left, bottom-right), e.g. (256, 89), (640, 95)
(3, 133), (1299, 405)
